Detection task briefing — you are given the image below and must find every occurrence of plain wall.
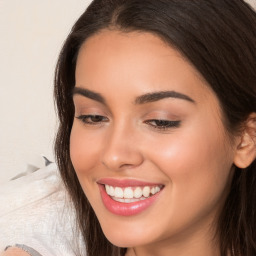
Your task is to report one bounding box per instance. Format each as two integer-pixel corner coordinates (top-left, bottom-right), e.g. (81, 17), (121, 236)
(0, 0), (92, 183)
(0, 0), (255, 183)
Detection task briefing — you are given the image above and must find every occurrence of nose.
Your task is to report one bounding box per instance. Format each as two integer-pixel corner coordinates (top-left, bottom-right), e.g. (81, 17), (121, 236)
(101, 124), (144, 171)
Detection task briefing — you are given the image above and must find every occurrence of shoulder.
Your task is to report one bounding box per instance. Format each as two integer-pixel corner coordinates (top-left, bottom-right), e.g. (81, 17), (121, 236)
(1, 247), (31, 256)
(1, 245), (43, 256)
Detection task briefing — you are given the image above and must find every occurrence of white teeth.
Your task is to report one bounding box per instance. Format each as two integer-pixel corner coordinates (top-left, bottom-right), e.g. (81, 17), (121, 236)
(151, 187), (155, 195)
(155, 186), (160, 193)
(106, 185), (110, 194)
(114, 187), (124, 198)
(142, 186), (150, 197)
(123, 187), (133, 199)
(134, 187), (143, 198)
(104, 185), (162, 200)
(109, 186), (115, 196)
(112, 197), (144, 203)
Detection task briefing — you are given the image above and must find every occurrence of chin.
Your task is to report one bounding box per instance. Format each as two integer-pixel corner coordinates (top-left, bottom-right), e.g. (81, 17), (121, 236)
(104, 232), (146, 248)
(99, 218), (157, 248)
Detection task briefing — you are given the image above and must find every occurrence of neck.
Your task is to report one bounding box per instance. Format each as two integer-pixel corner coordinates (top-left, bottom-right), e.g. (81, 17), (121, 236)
(127, 241), (220, 256)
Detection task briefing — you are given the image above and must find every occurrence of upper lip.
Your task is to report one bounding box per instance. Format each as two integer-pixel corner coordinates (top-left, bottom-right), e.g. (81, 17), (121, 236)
(97, 178), (164, 187)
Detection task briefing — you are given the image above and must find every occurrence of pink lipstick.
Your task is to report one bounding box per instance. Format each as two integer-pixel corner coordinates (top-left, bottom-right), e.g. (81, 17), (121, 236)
(98, 179), (163, 216)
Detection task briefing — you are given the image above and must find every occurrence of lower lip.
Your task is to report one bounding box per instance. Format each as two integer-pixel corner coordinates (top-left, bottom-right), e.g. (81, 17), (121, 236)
(99, 185), (162, 216)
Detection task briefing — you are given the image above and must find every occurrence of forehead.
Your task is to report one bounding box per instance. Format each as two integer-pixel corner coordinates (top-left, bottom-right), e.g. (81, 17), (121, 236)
(75, 30), (217, 106)
(76, 30), (193, 77)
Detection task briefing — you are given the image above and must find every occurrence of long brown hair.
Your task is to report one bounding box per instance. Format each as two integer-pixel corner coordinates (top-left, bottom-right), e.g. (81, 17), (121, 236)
(54, 1), (256, 255)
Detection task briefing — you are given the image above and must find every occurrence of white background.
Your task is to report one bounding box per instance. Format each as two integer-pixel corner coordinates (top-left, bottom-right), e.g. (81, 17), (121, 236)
(0, 0), (255, 183)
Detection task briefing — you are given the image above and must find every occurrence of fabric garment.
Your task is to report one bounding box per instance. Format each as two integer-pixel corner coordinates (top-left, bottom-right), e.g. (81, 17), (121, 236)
(0, 163), (84, 256)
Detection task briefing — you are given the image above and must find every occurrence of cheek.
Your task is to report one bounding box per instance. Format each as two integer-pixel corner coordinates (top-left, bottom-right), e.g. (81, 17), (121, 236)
(70, 124), (102, 179)
(70, 124), (106, 214)
(147, 122), (234, 207)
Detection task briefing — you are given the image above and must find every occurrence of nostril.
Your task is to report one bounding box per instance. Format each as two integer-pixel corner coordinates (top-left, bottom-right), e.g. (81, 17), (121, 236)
(101, 155), (144, 171)
(101, 159), (137, 170)
(119, 163), (137, 169)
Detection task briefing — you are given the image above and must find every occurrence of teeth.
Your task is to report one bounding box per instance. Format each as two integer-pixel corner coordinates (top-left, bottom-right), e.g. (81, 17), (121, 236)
(112, 197), (147, 203)
(124, 187), (133, 199)
(155, 186), (160, 193)
(104, 185), (162, 200)
(114, 187), (123, 198)
(134, 187), (143, 198)
(142, 186), (150, 197)
(151, 187), (155, 195)
(109, 186), (115, 196)
(106, 185), (110, 194)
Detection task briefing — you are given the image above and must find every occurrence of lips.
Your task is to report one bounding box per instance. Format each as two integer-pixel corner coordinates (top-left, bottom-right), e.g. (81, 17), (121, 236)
(97, 178), (164, 216)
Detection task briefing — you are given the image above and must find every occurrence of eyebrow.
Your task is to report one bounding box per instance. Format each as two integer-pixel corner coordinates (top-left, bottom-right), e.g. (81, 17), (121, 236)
(72, 87), (195, 105)
(72, 87), (106, 104)
(134, 91), (195, 104)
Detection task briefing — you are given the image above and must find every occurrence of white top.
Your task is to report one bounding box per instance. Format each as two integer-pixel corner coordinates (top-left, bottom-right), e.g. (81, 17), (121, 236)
(0, 163), (84, 256)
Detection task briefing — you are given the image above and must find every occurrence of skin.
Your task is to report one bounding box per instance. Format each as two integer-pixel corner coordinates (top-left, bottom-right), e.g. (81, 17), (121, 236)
(70, 30), (240, 256)
(0, 248), (30, 256)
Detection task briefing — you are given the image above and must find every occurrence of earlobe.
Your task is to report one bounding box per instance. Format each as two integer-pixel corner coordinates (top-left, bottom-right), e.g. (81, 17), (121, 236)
(233, 113), (256, 169)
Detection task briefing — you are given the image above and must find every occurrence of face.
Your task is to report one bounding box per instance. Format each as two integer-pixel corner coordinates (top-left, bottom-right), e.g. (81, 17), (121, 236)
(70, 30), (237, 252)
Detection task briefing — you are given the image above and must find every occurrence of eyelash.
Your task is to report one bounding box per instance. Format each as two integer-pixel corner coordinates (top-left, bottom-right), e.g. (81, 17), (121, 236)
(76, 115), (181, 130)
(145, 119), (181, 130)
(76, 115), (108, 125)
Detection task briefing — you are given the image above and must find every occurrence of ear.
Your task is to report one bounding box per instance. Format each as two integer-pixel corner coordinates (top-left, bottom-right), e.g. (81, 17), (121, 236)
(233, 113), (256, 169)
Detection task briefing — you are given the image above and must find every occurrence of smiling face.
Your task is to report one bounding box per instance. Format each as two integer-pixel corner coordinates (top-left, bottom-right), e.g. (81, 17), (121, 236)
(70, 30), (237, 254)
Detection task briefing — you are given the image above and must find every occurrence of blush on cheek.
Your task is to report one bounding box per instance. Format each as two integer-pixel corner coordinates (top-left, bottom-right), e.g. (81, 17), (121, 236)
(70, 126), (102, 177)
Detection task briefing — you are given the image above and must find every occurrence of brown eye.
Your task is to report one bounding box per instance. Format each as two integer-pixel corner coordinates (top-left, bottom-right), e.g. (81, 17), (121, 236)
(76, 115), (108, 124)
(145, 119), (181, 130)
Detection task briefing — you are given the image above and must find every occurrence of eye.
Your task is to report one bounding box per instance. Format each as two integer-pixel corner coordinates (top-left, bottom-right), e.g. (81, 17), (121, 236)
(76, 115), (108, 125)
(145, 119), (181, 130)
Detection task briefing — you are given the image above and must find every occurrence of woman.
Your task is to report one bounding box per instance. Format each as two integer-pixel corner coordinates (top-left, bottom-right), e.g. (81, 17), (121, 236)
(3, 0), (256, 255)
